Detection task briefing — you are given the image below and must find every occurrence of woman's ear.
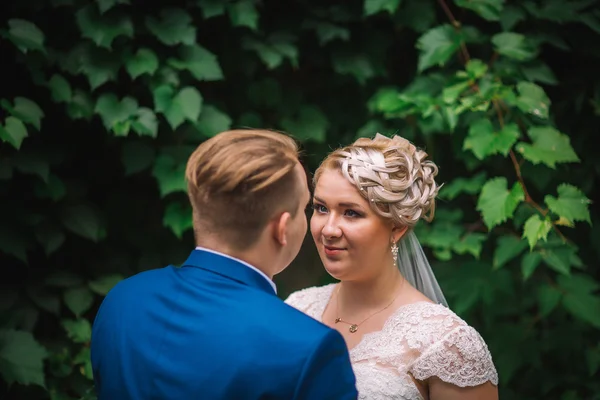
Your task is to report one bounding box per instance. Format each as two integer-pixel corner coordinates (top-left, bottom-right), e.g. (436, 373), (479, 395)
(391, 225), (408, 244)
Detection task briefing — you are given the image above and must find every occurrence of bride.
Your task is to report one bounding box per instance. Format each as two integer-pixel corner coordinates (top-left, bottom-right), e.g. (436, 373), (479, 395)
(286, 134), (498, 400)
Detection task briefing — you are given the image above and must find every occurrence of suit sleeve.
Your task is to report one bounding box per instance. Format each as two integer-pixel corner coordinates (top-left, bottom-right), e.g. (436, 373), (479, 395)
(293, 329), (358, 400)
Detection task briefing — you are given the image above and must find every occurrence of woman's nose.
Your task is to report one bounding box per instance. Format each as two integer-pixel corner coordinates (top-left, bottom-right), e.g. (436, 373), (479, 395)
(322, 216), (342, 238)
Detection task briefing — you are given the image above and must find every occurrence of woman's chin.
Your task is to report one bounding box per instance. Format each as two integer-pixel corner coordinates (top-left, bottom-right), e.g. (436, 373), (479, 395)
(323, 263), (350, 280)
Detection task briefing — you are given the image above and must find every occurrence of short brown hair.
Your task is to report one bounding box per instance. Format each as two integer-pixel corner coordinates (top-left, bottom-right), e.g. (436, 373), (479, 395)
(185, 129), (303, 249)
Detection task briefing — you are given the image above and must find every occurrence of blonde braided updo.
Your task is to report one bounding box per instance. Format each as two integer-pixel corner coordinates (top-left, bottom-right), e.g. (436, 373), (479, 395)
(314, 133), (440, 228)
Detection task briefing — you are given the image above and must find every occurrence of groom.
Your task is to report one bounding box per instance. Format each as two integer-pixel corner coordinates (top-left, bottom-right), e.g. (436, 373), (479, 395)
(91, 129), (358, 399)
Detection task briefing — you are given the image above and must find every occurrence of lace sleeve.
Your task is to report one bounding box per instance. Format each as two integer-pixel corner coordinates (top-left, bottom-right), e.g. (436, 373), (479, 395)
(409, 324), (499, 388)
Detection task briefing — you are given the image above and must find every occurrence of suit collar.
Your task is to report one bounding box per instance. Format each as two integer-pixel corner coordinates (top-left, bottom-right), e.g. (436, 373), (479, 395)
(182, 248), (277, 295)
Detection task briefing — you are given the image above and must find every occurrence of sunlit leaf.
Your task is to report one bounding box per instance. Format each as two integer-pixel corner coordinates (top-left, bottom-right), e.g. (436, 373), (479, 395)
(125, 48), (159, 79)
(477, 177), (525, 230)
(464, 119), (519, 159)
(416, 24), (462, 72)
(522, 214), (552, 250)
(516, 126), (580, 168)
(544, 184), (591, 224)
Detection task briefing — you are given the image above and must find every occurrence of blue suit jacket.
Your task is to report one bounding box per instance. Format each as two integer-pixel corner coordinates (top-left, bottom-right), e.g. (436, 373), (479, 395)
(91, 249), (358, 399)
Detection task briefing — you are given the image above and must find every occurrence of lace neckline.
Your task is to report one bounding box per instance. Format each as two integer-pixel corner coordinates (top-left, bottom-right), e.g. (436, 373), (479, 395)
(316, 284), (435, 354)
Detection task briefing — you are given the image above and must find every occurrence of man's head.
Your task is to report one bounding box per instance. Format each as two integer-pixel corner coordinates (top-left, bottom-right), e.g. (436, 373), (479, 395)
(185, 129), (310, 276)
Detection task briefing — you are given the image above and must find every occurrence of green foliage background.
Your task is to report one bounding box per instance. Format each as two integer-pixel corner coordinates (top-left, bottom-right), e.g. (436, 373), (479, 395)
(0, 0), (598, 399)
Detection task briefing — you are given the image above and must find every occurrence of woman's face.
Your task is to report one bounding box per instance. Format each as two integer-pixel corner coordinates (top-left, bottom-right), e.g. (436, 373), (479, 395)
(311, 168), (396, 281)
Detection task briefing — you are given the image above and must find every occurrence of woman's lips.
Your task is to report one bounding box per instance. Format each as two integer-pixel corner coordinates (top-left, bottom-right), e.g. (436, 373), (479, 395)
(323, 245), (346, 256)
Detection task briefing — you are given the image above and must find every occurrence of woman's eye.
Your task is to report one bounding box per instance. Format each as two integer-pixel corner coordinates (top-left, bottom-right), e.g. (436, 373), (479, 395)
(345, 210), (360, 217)
(313, 204), (327, 213)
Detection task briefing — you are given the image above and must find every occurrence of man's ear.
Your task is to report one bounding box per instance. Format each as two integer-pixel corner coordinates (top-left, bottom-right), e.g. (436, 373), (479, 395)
(391, 225), (408, 244)
(273, 212), (292, 246)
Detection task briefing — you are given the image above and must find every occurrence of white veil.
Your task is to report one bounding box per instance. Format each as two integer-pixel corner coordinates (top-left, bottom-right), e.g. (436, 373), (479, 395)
(397, 230), (448, 307)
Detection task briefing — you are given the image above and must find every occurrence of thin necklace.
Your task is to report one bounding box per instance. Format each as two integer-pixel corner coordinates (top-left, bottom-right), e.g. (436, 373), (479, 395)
(334, 279), (404, 334)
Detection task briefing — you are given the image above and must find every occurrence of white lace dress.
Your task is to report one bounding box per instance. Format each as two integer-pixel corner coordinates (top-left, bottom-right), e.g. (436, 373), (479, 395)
(285, 284), (498, 400)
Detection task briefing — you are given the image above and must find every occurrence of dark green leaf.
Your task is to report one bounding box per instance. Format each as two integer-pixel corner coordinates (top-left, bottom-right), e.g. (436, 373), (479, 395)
(516, 126), (580, 168)
(228, 0), (259, 30)
(98, 0), (130, 13)
(454, 0), (504, 21)
(61, 204), (104, 242)
(6, 19), (45, 53)
(537, 285), (562, 317)
(33, 174), (66, 202)
(45, 271), (84, 288)
(76, 5), (134, 48)
(145, 8), (196, 46)
(464, 119), (519, 159)
(195, 105), (232, 137)
(521, 251), (542, 280)
(332, 52), (376, 84)
(477, 177), (525, 230)
(0, 116), (28, 150)
(499, 5), (526, 31)
(95, 93), (138, 133)
(175, 87), (203, 122)
(452, 233), (487, 259)
(0, 329), (47, 387)
(521, 62), (558, 85)
(562, 292), (600, 329)
(63, 287), (94, 317)
(364, 0), (402, 16)
(27, 286), (60, 315)
(303, 20), (350, 45)
(125, 48), (159, 79)
(10, 97), (44, 130)
(152, 153), (188, 197)
(198, 0), (226, 19)
(13, 151), (49, 182)
(416, 24), (462, 72)
(492, 32), (537, 61)
(168, 45), (224, 81)
(67, 90), (95, 120)
(48, 74), (72, 103)
(493, 235), (528, 269)
(163, 202), (193, 238)
(34, 221), (65, 256)
(88, 274), (124, 295)
(394, 0), (436, 33)
(61, 319), (92, 343)
(280, 105), (329, 143)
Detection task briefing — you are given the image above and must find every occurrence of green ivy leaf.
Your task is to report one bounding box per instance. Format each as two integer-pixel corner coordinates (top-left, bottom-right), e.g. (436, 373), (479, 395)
(121, 141), (155, 175)
(242, 36), (298, 70)
(61, 204), (104, 242)
(280, 105), (329, 143)
(561, 291), (600, 329)
(452, 232), (486, 259)
(94, 93), (138, 133)
(0, 116), (28, 150)
(76, 5), (134, 49)
(539, 241), (577, 275)
(145, 8), (196, 46)
(176, 87), (203, 122)
(168, 44), (224, 81)
(416, 24), (462, 72)
(97, 0), (130, 14)
(10, 97), (44, 130)
(516, 126), (580, 168)
(439, 172), (487, 200)
(454, 0), (504, 21)
(63, 286), (94, 317)
(152, 153), (188, 197)
(163, 202), (193, 238)
(499, 5), (526, 31)
(521, 251), (541, 280)
(33, 173), (66, 201)
(125, 48), (159, 79)
(67, 89), (95, 120)
(34, 221), (65, 256)
(152, 85), (174, 113)
(48, 74), (72, 103)
(27, 286), (60, 315)
(522, 214), (553, 250)
(521, 62), (558, 85)
(78, 46), (120, 90)
(198, 0), (226, 19)
(513, 81), (550, 118)
(0, 329), (47, 387)
(61, 319), (92, 343)
(464, 120), (520, 159)
(131, 108), (158, 138)
(537, 285), (562, 317)
(477, 177), (525, 230)
(303, 20), (350, 45)
(544, 184), (591, 225)
(195, 105), (232, 137)
(332, 52), (376, 85)
(395, 0), (437, 33)
(88, 274), (124, 296)
(228, 0), (259, 30)
(491, 32), (537, 61)
(6, 19), (45, 53)
(466, 59), (488, 79)
(364, 0), (402, 16)
(493, 234), (528, 269)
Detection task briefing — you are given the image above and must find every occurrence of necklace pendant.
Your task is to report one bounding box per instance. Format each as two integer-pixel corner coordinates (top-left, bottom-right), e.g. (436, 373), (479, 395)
(349, 324), (358, 333)
(335, 317), (341, 323)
